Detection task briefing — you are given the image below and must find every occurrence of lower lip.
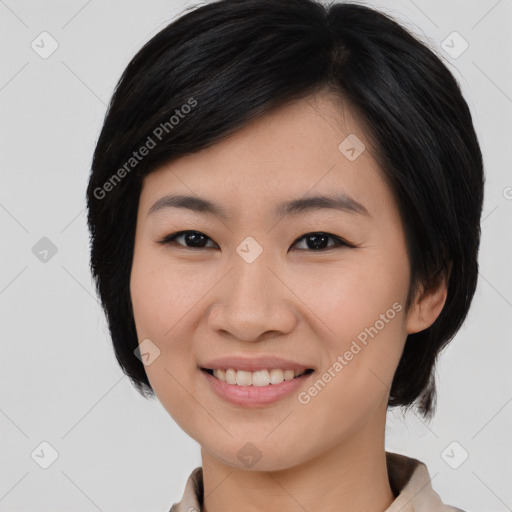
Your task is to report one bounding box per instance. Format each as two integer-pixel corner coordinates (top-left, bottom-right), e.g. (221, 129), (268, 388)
(201, 369), (314, 407)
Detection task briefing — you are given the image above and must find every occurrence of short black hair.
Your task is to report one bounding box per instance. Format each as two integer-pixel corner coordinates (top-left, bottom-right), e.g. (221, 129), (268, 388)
(86, 0), (484, 419)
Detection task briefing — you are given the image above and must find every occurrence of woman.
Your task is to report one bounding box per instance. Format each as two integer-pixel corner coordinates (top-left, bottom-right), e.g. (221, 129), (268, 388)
(86, 1), (483, 510)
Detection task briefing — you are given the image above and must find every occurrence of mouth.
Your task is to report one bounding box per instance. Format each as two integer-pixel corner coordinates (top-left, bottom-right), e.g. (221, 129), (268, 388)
(200, 367), (315, 386)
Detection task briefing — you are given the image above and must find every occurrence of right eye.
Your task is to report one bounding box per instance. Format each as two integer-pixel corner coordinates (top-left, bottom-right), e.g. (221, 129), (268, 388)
(158, 230), (219, 249)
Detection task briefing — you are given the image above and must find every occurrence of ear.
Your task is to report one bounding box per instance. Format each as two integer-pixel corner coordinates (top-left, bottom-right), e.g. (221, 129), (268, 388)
(405, 266), (450, 335)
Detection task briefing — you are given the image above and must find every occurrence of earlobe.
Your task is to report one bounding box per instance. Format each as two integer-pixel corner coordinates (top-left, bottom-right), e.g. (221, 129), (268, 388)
(406, 271), (449, 335)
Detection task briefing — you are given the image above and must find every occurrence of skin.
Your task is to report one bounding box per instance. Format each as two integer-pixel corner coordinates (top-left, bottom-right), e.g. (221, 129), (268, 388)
(130, 91), (448, 512)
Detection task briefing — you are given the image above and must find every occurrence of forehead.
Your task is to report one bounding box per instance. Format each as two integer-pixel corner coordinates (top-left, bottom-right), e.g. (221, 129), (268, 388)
(139, 92), (392, 222)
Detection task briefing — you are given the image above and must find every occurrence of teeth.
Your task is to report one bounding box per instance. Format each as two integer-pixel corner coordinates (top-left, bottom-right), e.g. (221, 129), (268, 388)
(236, 370), (253, 386)
(211, 368), (307, 386)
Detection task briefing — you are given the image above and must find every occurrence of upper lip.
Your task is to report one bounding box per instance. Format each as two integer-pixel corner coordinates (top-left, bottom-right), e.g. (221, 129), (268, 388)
(200, 356), (314, 373)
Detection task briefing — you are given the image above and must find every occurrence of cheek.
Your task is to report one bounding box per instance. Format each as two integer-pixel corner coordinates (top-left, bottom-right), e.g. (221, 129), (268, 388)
(130, 250), (210, 341)
(129, 250), (212, 419)
(290, 251), (408, 418)
(289, 250), (408, 340)
(296, 306), (406, 442)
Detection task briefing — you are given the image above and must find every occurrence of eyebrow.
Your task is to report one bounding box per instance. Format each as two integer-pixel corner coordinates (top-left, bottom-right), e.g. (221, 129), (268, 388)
(147, 192), (370, 219)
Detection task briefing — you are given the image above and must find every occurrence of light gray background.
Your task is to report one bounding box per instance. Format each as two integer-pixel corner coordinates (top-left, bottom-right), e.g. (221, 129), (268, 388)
(1, 0), (511, 511)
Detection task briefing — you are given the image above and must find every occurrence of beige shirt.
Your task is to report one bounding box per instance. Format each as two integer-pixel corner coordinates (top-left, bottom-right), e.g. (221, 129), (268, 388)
(169, 451), (465, 512)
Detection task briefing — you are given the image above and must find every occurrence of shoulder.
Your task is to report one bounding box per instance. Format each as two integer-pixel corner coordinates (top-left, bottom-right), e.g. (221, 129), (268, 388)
(386, 451), (467, 512)
(168, 466), (203, 512)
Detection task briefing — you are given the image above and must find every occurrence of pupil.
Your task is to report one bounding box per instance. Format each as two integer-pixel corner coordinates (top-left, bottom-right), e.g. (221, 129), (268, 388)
(308, 234), (328, 250)
(187, 232), (206, 247)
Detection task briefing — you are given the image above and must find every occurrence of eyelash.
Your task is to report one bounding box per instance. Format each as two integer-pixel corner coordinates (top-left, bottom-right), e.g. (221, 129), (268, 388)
(157, 230), (355, 252)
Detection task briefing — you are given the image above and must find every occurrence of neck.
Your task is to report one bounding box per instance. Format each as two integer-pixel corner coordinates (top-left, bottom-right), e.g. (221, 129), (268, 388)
(200, 411), (395, 512)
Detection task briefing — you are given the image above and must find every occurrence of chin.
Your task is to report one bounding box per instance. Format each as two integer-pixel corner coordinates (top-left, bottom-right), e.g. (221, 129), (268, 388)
(203, 438), (314, 472)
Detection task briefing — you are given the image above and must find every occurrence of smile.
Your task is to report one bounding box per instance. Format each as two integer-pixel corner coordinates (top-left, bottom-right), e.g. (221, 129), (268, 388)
(202, 368), (314, 386)
(201, 367), (316, 407)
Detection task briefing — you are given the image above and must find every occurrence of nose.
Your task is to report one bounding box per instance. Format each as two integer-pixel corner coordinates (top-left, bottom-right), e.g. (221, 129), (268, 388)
(207, 252), (298, 343)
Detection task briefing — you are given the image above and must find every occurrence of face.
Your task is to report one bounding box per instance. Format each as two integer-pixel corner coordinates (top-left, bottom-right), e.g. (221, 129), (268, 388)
(130, 92), (423, 471)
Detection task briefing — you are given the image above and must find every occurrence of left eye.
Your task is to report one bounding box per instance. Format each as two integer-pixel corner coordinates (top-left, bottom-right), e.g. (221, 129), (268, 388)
(158, 230), (353, 251)
(293, 232), (352, 250)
